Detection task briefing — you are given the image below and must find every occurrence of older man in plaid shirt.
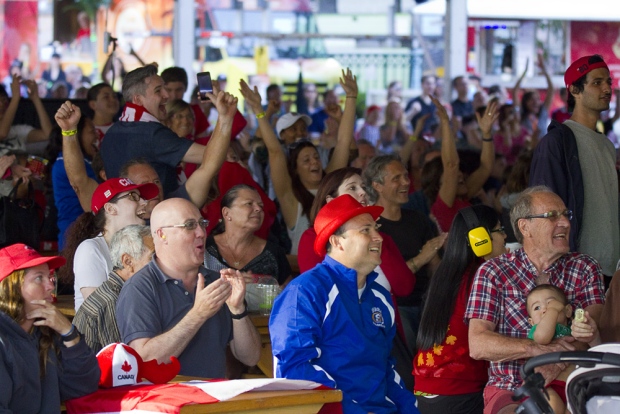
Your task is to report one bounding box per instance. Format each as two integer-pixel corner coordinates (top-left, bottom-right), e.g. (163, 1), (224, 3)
(465, 186), (605, 414)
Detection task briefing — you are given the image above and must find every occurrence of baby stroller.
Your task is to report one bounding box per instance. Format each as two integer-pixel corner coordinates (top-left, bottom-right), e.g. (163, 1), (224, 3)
(513, 344), (620, 414)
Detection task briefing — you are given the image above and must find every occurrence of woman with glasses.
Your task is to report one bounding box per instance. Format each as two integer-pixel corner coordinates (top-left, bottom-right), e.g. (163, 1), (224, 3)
(0, 243), (99, 412)
(414, 205), (506, 414)
(239, 69), (357, 254)
(59, 178), (158, 311)
(205, 184), (291, 286)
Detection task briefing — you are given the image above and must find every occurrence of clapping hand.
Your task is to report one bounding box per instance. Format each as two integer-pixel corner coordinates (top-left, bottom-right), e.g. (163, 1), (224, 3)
(221, 268), (246, 314)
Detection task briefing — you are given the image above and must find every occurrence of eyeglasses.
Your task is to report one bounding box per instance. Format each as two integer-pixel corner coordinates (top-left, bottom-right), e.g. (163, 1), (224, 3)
(490, 226), (505, 235)
(522, 209), (573, 222)
(159, 219), (209, 231)
(115, 191), (141, 202)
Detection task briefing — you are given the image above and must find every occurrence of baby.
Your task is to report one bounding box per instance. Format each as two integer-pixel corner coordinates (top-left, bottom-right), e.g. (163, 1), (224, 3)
(526, 284), (600, 414)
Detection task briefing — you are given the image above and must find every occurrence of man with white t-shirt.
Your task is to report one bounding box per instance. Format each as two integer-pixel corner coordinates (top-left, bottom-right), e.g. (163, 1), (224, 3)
(530, 54), (618, 283)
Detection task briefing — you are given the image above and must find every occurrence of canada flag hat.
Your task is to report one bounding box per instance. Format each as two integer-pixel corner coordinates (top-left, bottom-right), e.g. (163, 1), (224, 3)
(96, 343), (181, 388)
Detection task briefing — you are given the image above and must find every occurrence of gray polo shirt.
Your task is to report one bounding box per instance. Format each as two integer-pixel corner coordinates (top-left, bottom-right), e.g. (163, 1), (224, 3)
(116, 258), (232, 378)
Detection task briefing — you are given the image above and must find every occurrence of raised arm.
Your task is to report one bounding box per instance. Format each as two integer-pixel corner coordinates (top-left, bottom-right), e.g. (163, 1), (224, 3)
(55, 101), (98, 211)
(433, 94), (460, 208)
(399, 113), (430, 163)
(326, 68), (357, 173)
(538, 53), (554, 112)
(185, 84), (235, 209)
(23, 79), (53, 142)
(0, 75), (21, 141)
(512, 58), (529, 122)
(465, 99), (499, 199)
(239, 79), (298, 229)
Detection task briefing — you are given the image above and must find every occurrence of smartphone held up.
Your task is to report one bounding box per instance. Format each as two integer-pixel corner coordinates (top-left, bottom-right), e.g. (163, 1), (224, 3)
(197, 72), (213, 100)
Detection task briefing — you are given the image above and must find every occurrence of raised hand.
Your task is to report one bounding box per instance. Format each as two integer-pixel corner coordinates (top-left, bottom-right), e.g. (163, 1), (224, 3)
(429, 94), (449, 121)
(476, 98), (500, 137)
(339, 68), (358, 98)
(208, 90), (238, 119)
(23, 79), (40, 100)
(192, 273), (232, 320)
(239, 79), (263, 115)
(10, 74), (21, 99)
(55, 101), (82, 132)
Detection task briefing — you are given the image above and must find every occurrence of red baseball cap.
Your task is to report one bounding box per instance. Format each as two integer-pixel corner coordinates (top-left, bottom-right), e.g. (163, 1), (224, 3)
(564, 55), (609, 89)
(91, 178), (159, 214)
(97, 343), (180, 388)
(313, 194), (383, 257)
(0, 243), (66, 282)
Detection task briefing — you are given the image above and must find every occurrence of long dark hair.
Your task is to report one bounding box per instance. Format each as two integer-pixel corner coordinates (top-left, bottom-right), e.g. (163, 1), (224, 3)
(309, 167), (361, 224)
(417, 204), (500, 351)
(288, 141), (323, 219)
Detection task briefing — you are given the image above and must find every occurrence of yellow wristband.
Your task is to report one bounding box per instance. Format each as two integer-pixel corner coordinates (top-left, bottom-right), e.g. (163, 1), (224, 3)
(61, 129), (78, 136)
(409, 135), (418, 142)
(256, 112), (266, 119)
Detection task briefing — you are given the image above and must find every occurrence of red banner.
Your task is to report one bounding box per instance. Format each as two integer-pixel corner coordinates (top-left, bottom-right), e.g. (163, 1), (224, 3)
(571, 21), (620, 89)
(0, 0), (38, 80)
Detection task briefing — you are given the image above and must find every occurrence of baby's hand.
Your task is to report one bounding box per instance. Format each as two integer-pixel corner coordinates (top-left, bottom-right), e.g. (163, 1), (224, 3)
(572, 310), (601, 346)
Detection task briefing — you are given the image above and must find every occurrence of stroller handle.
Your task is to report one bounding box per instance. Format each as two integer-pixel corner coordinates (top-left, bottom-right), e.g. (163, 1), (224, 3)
(521, 351), (620, 378)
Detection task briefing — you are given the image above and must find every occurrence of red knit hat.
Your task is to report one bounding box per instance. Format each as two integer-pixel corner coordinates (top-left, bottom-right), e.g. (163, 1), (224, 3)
(91, 178), (159, 214)
(564, 55), (609, 89)
(0, 243), (65, 282)
(313, 194), (383, 257)
(96, 343), (181, 388)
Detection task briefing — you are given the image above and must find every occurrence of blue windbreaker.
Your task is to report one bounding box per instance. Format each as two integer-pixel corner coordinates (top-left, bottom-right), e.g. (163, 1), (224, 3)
(269, 256), (418, 414)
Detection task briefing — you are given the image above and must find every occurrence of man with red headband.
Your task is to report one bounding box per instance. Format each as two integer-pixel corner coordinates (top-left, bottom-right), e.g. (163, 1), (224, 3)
(269, 195), (418, 414)
(530, 55), (618, 282)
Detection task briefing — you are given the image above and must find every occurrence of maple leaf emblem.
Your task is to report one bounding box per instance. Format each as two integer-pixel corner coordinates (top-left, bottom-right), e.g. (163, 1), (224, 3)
(121, 360), (132, 372)
(446, 335), (457, 345)
(426, 352), (435, 367)
(433, 344), (444, 356)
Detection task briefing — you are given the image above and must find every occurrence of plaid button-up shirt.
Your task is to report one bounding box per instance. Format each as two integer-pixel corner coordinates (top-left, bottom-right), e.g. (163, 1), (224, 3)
(465, 248), (605, 390)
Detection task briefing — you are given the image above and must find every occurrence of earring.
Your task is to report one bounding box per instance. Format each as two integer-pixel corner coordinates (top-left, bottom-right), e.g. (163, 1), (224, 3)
(227, 217), (232, 221)
(161, 234), (166, 240)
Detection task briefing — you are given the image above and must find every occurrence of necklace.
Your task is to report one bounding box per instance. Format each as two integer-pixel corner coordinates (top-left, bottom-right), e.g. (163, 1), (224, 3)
(221, 236), (252, 268)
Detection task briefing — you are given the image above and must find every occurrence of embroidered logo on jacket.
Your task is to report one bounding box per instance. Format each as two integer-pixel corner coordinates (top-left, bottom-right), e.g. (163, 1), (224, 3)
(371, 307), (385, 328)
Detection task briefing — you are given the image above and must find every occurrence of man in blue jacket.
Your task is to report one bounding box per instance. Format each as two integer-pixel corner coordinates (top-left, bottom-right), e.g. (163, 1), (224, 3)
(269, 194), (418, 414)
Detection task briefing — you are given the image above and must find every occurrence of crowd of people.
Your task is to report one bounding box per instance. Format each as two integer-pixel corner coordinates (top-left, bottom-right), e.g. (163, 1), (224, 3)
(1, 52), (620, 414)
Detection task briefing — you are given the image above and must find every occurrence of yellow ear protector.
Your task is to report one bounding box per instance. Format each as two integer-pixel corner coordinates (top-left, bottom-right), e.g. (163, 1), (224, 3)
(460, 206), (492, 257)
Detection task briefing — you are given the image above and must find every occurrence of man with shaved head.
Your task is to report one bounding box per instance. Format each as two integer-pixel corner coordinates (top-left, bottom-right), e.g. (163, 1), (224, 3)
(116, 198), (260, 377)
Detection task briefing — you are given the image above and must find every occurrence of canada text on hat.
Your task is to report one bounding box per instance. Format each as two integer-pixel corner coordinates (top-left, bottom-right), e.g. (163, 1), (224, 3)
(0, 243), (66, 283)
(313, 194), (384, 257)
(96, 343), (180, 388)
(90, 178), (160, 214)
(564, 55), (609, 89)
(275, 113), (312, 137)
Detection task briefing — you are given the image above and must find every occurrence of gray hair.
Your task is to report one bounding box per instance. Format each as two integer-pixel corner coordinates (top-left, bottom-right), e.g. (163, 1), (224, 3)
(362, 154), (402, 204)
(122, 64), (158, 103)
(110, 225), (152, 270)
(509, 185), (554, 243)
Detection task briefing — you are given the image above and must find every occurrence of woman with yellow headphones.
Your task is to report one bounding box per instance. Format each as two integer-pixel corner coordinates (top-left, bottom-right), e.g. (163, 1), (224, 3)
(414, 204), (507, 414)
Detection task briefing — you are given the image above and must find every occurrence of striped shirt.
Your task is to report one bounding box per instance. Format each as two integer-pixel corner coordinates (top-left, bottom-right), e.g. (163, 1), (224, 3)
(464, 248), (605, 391)
(73, 271), (124, 354)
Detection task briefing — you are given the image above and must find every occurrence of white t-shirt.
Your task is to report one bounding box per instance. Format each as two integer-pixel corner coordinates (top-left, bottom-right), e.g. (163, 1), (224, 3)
(0, 124), (33, 156)
(73, 234), (112, 311)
